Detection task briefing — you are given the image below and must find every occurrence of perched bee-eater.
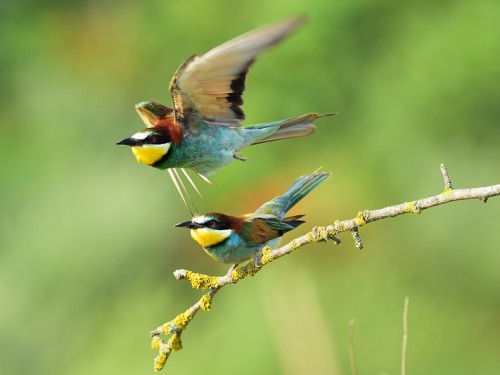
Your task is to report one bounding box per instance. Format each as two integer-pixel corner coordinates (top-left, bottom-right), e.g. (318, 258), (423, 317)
(175, 172), (330, 264)
(117, 17), (335, 206)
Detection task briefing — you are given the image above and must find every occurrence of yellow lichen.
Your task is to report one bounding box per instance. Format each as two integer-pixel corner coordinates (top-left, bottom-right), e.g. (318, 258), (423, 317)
(441, 187), (453, 195)
(230, 267), (246, 282)
(305, 231), (315, 242)
(288, 239), (301, 251)
(151, 337), (162, 350)
(231, 260), (262, 280)
(168, 333), (182, 351)
(173, 311), (192, 330)
(403, 201), (421, 214)
(355, 211), (367, 226)
(162, 311), (192, 335)
(260, 246), (274, 265)
(161, 322), (170, 335)
(305, 227), (327, 243)
(185, 270), (219, 290)
(316, 226), (329, 241)
(154, 351), (169, 372)
(200, 294), (212, 311)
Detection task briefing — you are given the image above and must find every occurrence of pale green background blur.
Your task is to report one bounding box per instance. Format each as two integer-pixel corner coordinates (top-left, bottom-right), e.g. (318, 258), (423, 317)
(1, 0), (499, 374)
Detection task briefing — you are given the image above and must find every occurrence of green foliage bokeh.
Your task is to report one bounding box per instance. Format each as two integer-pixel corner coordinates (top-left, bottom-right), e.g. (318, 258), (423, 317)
(1, 0), (499, 374)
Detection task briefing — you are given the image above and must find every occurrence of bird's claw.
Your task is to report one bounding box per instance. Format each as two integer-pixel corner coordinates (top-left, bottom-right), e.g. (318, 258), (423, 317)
(233, 153), (248, 161)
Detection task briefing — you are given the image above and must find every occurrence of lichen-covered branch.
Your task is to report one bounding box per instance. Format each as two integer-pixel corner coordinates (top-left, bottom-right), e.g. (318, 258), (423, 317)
(150, 164), (500, 371)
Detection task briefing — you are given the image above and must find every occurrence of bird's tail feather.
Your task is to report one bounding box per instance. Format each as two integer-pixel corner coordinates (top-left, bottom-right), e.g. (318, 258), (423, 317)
(256, 172), (331, 217)
(282, 172), (331, 213)
(283, 214), (306, 229)
(251, 113), (336, 145)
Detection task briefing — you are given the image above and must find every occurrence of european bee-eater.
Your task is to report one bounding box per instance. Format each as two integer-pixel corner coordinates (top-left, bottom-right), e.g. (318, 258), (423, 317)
(175, 172), (330, 264)
(117, 17), (334, 207)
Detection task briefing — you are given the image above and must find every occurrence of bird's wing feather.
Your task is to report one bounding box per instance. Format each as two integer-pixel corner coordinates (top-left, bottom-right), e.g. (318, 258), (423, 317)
(169, 17), (305, 129)
(241, 213), (301, 244)
(241, 215), (281, 244)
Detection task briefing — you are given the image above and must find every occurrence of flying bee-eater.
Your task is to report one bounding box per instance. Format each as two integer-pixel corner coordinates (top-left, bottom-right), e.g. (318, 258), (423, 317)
(117, 17), (335, 208)
(175, 172), (330, 265)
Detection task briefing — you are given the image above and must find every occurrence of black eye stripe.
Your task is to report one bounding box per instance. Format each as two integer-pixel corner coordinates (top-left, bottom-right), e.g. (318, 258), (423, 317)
(203, 220), (217, 228)
(202, 219), (230, 230)
(147, 133), (170, 144)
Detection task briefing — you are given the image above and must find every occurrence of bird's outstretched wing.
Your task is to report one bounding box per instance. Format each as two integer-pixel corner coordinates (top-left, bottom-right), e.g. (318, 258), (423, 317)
(169, 17), (305, 128)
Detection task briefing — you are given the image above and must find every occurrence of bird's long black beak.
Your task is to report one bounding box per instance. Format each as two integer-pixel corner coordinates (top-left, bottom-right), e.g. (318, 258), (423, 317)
(116, 137), (139, 146)
(174, 221), (201, 229)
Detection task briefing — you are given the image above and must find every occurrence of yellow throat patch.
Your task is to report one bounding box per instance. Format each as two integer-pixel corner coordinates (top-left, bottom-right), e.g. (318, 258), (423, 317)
(131, 144), (170, 166)
(190, 228), (232, 248)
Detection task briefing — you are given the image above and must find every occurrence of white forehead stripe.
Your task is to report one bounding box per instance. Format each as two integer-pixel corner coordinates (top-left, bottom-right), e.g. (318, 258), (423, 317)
(131, 131), (150, 140)
(192, 215), (214, 224)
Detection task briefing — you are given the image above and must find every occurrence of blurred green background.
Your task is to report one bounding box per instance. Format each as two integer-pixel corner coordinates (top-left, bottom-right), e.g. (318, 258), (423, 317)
(1, 0), (499, 374)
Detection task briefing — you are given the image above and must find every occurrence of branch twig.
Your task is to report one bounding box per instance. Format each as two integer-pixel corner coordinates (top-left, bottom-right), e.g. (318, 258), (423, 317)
(440, 163), (453, 191)
(150, 165), (500, 371)
(401, 296), (410, 375)
(348, 320), (358, 375)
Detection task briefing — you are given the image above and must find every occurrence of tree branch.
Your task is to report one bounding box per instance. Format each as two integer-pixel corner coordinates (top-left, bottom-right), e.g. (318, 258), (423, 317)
(149, 164), (500, 371)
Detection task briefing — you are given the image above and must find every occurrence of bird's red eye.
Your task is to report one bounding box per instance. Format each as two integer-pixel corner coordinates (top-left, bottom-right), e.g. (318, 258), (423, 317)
(149, 135), (158, 144)
(207, 220), (218, 228)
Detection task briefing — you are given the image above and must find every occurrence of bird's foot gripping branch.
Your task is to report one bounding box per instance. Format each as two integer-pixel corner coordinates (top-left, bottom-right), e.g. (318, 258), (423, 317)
(149, 164), (500, 371)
